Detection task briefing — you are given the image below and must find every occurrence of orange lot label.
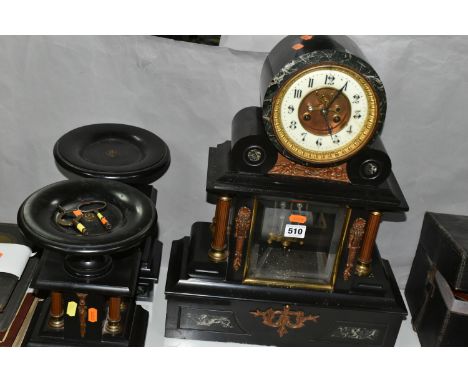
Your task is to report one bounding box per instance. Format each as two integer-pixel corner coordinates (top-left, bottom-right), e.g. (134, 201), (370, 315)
(289, 214), (307, 224)
(72, 210), (83, 217)
(292, 43), (304, 50)
(300, 35), (313, 40)
(88, 308), (98, 323)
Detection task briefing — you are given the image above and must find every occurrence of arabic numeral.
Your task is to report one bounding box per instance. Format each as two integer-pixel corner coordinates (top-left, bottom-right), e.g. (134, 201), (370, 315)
(353, 111), (362, 119)
(332, 135), (340, 144)
(352, 94), (361, 104)
(346, 125), (353, 134)
(316, 138), (323, 147)
(289, 120), (297, 129)
(325, 74), (335, 85)
(301, 132), (307, 142)
(288, 105), (295, 114)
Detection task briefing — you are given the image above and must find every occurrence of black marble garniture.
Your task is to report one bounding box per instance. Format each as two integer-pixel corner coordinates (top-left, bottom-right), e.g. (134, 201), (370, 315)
(54, 123), (170, 300)
(18, 122), (169, 346)
(165, 36), (408, 346)
(19, 179), (156, 346)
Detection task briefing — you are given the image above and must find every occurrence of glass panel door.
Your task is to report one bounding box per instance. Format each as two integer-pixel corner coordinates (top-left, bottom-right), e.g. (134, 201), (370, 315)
(244, 197), (348, 289)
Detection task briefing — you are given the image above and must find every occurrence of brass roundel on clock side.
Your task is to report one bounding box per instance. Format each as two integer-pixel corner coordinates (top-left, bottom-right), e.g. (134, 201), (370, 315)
(271, 64), (379, 165)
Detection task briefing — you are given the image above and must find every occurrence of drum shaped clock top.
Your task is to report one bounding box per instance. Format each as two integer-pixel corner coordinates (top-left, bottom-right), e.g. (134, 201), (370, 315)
(262, 37), (386, 166)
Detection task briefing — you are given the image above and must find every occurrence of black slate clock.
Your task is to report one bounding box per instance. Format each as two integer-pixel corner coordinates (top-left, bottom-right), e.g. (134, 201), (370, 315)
(165, 35), (409, 347)
(261, 35), (387, 167)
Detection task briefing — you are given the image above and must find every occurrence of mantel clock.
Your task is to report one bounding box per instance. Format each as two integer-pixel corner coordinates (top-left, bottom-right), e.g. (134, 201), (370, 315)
(165, 35), (408, 346)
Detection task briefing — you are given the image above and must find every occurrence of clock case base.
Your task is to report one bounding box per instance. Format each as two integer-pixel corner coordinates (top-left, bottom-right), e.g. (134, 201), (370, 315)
(165, 225), (407, 346)
(19, 185), (161, 346)
(22, 249), (148, 347)
(23, 298), (148, 347)
(165, 137), (408, 346)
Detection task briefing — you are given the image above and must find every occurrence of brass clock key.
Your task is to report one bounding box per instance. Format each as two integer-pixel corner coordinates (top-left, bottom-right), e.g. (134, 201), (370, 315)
(78, 200), (112, 230)
(55, 205), (88, 235)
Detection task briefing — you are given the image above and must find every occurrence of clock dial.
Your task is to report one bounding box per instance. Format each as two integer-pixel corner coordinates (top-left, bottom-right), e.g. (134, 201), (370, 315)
(271, 65), (378, 164)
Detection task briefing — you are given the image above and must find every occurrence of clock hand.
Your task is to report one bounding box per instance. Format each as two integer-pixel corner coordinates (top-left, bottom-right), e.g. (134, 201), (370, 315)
(324, 82), (348, 111)
(320, 108), (335, 139)
(319, 83), (347, 140)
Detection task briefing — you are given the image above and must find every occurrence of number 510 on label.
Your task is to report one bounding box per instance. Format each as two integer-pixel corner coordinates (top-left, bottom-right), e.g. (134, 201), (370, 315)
(284, 224), (307, 239)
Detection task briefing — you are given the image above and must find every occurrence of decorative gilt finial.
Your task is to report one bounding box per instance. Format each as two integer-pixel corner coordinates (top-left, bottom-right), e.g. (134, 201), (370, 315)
(76, 293), (88, 338)
(343, 218), (366, 280)
(233, 207), (252, 271)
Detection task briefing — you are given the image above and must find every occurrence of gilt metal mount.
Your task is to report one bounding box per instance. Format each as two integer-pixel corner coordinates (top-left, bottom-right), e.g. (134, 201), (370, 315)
(250, 305), (319, 337)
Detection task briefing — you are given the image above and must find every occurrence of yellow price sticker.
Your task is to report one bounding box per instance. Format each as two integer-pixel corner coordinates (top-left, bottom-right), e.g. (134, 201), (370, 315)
(66, 301), (77, 317)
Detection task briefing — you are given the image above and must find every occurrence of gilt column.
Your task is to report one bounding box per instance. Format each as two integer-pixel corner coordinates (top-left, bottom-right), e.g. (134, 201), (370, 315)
(48, 291), (64, 329)
(355, 211), (382, 277)
(209, 196), (231, 262)
(106, 296), (122, 334)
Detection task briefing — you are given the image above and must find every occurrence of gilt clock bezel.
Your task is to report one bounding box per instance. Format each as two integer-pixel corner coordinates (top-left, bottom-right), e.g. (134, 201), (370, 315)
(262, 50), (387, 166)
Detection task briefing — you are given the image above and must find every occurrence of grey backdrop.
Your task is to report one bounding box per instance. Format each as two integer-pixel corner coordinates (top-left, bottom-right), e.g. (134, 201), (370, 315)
(0, 36), (466, 321)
